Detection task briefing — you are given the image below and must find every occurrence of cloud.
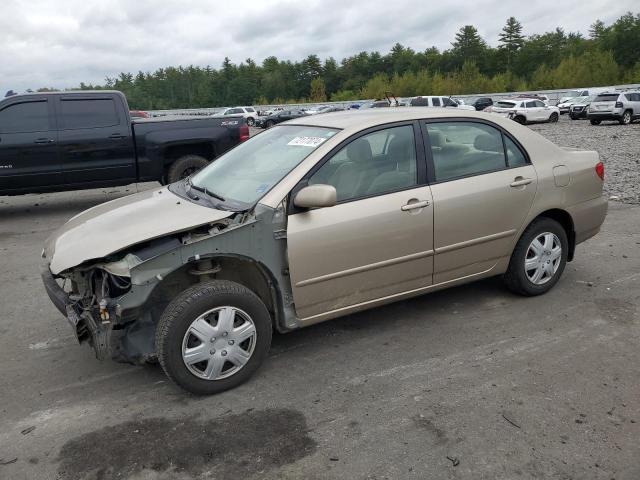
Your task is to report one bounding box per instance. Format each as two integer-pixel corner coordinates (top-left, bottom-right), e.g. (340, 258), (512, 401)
(0, 0), (636, 92)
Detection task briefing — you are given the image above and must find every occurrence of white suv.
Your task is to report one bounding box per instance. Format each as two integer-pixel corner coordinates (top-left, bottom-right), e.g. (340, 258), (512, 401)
(409, 96), (475, 110)
(218, 106), (258, 126)
(490, 98), (560, 124)
(587, 92), (640, 125)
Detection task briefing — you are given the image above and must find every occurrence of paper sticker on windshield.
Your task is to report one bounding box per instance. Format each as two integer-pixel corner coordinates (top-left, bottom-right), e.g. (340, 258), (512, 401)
(287, 136), (327, 147)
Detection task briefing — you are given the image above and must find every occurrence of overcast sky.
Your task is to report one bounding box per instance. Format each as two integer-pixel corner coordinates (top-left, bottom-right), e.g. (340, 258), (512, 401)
(1, 0), (636, 93)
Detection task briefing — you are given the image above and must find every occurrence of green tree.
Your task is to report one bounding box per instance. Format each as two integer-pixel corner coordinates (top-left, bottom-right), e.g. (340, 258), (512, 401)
(498, 17), (525, 68)
(309, 77), (327, 102)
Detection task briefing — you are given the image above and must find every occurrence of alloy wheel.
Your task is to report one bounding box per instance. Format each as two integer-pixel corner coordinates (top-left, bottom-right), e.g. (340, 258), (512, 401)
(182, 306), (257, 380)
(524, 232), (562, 285)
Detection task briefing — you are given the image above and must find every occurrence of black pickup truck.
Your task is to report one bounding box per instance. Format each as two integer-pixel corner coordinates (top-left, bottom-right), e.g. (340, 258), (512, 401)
(0, 91), (249, 195)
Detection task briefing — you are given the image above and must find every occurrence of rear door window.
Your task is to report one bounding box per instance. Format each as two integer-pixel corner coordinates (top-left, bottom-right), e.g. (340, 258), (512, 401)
(0, 100), (50, 133)
(60, 98), (119, 130)
(424, 121), (508, 182)
(431, 97), (441, 107)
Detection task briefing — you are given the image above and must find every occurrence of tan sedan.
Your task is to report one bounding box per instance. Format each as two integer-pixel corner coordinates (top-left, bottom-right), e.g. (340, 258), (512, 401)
(42, 109), (608, 394)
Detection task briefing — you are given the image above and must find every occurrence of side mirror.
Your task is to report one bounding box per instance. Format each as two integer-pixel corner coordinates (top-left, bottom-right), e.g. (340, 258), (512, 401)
(294, 184), (337, 209)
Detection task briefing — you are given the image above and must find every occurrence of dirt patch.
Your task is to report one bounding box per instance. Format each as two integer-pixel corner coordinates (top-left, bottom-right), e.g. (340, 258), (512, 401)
(595, 298), (638, 325)
(412, 415), (448, 445)
(57, 408), (316, 479)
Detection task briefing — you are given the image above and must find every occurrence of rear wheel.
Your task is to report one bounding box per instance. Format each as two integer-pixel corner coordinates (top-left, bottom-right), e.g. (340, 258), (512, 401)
(166, 155), (209, 184)
(590, 119), (601, 125)
(156, 280), (272, 395)
(266, 120), (275, 128)
(620, 110), (632, 125)
(549, 112), (559, 123)
(246, 117), (255, 126)
(503, 218), (568, 296)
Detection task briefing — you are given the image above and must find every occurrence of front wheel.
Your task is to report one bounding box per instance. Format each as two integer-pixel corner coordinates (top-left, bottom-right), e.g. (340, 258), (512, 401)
(503, 218), (568, 296)
(548, 112), (559, 123)
(513, 115), (526, 125)
(246, 117), (255, 126)
(590, 119), (601, 125)
(156, 280), (273, 395)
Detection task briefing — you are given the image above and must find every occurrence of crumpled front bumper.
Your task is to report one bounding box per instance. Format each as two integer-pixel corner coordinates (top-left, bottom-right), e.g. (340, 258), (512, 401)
(41, 266), (156, 364)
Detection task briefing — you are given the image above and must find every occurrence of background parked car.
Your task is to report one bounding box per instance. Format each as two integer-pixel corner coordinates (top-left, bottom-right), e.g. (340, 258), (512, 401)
(557, 97), (581, 114)
(587, 91), (640, 125)
(255, 109), (309, 128)
(490, 98), (560, 124)
(129, 110), (150, 119)
(217, 106), (258, 126)
(472, 97), (494, 111)
(409, 96), (475, 110)
(569, 95), (597, 120)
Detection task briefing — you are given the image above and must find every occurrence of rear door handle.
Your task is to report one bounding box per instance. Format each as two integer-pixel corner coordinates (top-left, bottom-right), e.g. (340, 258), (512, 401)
(510, 177), (533, 187)
(108, 133), (126, 140)
(34, 138), (54, 144)
(401, 200), (430, 211)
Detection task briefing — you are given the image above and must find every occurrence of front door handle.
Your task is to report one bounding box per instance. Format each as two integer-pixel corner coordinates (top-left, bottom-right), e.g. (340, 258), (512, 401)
(34, 138), (54, 144)
(510, 177), (533, 187)
(401, 200), (430, 211)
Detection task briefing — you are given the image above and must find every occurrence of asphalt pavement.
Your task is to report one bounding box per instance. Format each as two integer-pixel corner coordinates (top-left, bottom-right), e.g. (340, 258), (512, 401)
(1, 185), (639, 480)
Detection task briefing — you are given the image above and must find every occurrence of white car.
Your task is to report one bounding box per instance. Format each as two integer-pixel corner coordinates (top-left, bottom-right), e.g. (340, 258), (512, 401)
(410, 96), (475, 110)
(490, 99), (560, 124)
(557, 97), (581, 114)
(218, 106), (259, 126)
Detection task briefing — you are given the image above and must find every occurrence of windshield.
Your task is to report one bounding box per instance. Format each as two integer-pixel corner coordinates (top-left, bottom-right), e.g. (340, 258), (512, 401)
(191, 125), (339, 207)
(565, 91), (581, 98)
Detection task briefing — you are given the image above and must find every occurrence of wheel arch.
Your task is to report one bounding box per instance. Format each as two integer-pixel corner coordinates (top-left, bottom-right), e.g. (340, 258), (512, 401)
(528, 208), (576, 261)
(145, 254), (285, 333)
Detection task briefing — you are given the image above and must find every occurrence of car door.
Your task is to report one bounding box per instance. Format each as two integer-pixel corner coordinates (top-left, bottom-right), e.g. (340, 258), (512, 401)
(56, 95), (135, 185)
(0, 96), (62, 192)
(423, 120), (537, 284)
(287, 123), (434, 321)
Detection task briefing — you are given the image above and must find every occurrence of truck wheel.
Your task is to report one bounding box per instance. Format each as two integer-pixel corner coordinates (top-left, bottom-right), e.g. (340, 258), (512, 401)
(156, 280), (273, 395)
(503, 217), (568, 297)
(246, 117), (255, 126)
(167, 155), (209, 184)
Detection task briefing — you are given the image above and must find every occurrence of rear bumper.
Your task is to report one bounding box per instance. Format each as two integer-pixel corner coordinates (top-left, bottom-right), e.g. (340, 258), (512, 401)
(567, 195), (608, 245)
(587, 112), (622, 121)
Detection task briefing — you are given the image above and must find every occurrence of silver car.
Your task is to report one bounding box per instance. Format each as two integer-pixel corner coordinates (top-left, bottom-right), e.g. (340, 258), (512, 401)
(42, 109), (608, 394)
(587, 91), (640, 125)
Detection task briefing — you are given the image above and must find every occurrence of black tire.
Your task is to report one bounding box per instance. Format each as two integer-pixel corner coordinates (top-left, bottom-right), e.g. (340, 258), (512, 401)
(266, 120), (275, 128)
(569, 114), (578, 120)
(503, 218), (568, 296)
(549, 112), (559, 123)
(513, 115), (526, 125)
(156, 280), (272, 395)
(246, 117), (255, 126)
(590, 119), (601, 125)
(620, 110), (632, 125)
(166, 155), (209, 184)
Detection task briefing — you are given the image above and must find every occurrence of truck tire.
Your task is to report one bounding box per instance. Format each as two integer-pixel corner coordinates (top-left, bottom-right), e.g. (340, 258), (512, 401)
(166, 155), (210, 184)
(156, 280), (272, 395)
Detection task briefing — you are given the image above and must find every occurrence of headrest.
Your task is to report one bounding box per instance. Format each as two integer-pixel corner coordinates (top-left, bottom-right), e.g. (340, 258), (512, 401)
(474, 133), (502, 152)
(347, 138), (373, 163)
(428, 130), (445, 148)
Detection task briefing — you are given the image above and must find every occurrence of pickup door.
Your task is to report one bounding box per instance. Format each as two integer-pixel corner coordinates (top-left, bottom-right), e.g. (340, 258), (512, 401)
(0, 97), (62, 191)
(55, 94), (136, 186)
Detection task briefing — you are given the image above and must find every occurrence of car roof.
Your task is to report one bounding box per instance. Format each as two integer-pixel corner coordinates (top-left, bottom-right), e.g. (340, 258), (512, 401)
(285, 107), (515, 131)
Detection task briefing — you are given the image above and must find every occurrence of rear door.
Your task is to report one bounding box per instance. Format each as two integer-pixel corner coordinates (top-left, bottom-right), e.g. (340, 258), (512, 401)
(0, 97), (62, 191)
(56, 94), (135, 185)
(423, 120), (537, 283)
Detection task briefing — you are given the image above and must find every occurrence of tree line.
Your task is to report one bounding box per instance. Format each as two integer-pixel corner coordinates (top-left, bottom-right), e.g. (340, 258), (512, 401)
(41, 12), (640, 108)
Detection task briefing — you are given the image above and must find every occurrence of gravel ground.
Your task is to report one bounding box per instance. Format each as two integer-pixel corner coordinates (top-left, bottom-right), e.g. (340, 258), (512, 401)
(529, 115), (640, 204)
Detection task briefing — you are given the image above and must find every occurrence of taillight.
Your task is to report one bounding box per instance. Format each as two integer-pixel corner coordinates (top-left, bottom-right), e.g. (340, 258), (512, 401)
(595, 161), (604, 180)
(239, 124), (250, 142)
(615, 101), (623, 108)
